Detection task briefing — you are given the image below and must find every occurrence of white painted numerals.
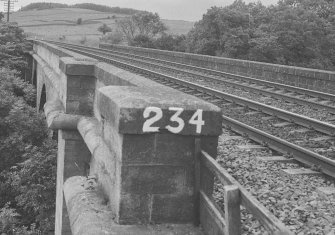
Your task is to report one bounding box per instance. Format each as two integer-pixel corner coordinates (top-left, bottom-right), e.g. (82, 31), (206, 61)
(166, 107), (185, 133)
(142, 107), (163, 132)
(142, 107), (205, 134)
(189, 109), (205, 134)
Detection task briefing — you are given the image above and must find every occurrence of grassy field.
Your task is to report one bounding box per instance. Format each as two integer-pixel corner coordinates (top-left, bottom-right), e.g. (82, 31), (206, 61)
(11, 8), (194, 46)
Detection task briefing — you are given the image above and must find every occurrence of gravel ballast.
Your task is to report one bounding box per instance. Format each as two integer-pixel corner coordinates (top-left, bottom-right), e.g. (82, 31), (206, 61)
(214, 130), (335, 235)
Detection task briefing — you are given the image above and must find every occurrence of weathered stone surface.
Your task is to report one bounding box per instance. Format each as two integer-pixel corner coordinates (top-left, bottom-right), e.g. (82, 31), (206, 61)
(98, 86), (222, 136)
(122, 134), (155, 164)
(95, 62), (161, 88)
(64, 176), (203, 234)
(33, 40), (223, 234)
(119, 193), (152, 224)
(55, 130), (91, 235)
(59, 57), (98, 76)
(151, 194), (195, 223)
(155, 133), (195, 164)
(121, 165), (192, 195)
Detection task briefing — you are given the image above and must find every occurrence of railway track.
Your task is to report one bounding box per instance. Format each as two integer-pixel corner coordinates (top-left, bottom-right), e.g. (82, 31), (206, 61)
(47, 41), (335, 178)
(52, 41), (335, 114)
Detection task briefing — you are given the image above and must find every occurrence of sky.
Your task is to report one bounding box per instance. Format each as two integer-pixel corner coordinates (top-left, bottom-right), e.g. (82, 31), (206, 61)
(7, 0), (279, 21)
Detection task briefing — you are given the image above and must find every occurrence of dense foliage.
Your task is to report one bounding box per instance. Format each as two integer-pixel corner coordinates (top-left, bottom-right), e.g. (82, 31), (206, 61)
(0, 22), (56, 234)
(120, 0), (335, 70)
(20, 2), (144, 15)
(0, 23), (29, 74)
(185, 0), (335, 70)
(116, 12), (168, 46)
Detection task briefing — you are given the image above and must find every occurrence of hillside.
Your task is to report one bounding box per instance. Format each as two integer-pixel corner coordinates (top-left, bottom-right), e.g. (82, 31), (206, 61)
(20, 2), (144, 15)
(11, 8), (194, 46)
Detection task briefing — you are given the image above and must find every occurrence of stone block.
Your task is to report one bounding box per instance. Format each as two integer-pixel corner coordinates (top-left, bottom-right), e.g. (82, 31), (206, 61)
(59, 57), (97, 76)
(121, 165), (192, 195)
(201, 136), (218, 157)
(155, 133), (195, 165)
(67, 87), (93, 101)
(119, 193), (151, 224)
(80, 77), (96, 89)
(122, 134), (156, 164)
(66, 76), (82, 88)
(98, 86), (222, 136)
(151, 194), (194, 223)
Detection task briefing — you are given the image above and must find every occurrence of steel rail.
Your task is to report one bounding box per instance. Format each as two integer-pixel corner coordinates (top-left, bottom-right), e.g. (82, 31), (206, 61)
(47, 41), (335, 113)
(56, 44), (335, 136)
(49, 40), (335, 102)
(222, 115), (335, 178)
(51, 42), (335, 178)
(107, 46), (335, 102)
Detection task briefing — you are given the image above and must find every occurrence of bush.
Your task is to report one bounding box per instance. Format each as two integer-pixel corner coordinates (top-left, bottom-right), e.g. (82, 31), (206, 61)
(79, 35), (87, 44)
(59, 35), (66, 41)
(0, 21), (56, 234)
(98, 23), (112, 35)
(0, 203), (19, 233)
(76, 18), (82, 25)
(100, 31), (123, 44)
(130, 34), (154, 48)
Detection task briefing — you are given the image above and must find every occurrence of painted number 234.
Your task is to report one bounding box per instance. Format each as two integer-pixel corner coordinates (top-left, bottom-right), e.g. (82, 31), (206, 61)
(143, 107), (205, 134)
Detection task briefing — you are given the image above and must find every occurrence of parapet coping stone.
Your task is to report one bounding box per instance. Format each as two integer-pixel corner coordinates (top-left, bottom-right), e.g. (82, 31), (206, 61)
(95, 62), (164, 88)
(64, 176), (203, 235)
(59, 57), (98, 76)
(98, 86), (222, 136)
(34, 40), (85, 59)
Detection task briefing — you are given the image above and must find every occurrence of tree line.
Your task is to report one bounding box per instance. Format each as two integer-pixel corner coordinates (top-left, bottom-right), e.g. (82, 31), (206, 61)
(20, 2), (144, 15)
(186, 0), (335, 70)
(112, 0), (335, 71)
(0, 22), (56, 234)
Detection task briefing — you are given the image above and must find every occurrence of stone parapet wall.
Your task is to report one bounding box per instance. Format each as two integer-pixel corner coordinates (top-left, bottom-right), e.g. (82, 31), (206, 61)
(100, 43), (335, 95)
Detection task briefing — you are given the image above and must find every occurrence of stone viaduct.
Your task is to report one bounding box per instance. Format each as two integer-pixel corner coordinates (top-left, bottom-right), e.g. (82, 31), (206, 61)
(27, 40), (222, 235)
(25, 40), (335, 235)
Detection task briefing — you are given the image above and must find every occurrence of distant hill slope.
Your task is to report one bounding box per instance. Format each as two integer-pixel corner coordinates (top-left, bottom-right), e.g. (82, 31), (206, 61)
(20, 2), (67, 11)
(20, 2), (144, 15)
(12, 8), (194, 46)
